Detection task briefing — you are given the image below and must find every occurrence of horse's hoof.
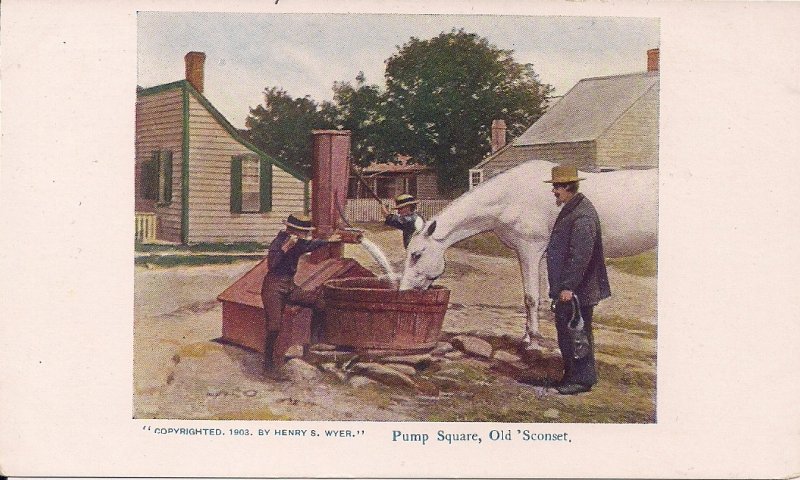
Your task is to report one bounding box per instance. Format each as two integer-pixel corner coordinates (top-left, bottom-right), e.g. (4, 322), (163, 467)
(523, 333), (548, 351)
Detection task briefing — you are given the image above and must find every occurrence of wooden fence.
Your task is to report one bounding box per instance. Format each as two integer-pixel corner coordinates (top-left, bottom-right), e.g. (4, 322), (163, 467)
(135, 212), (157, 243)
(345, 198), (451, 223)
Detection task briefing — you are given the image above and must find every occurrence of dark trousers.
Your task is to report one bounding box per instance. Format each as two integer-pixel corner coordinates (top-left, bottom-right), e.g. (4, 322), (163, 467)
(261, 274), (292, 370)
(554, 301), (598, 386)
(261, 274), (323, 371)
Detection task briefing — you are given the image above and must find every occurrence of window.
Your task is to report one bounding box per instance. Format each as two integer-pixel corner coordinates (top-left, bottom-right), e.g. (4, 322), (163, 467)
(376, 177), (394, 199)
(241, 156), (261, 212)
(231, 154), (271, 213)
(469, 169), (483, 190)
(141, 151), (173, 204)
(405, 176), (418, 197)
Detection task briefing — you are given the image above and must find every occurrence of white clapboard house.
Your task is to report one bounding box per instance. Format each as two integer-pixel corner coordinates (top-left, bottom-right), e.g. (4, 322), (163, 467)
(135, 51), (309, 243)
(469, 49), (660, 189)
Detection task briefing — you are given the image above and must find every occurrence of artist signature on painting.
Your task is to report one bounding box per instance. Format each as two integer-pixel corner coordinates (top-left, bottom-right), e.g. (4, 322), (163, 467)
(207, 387), (258, 398)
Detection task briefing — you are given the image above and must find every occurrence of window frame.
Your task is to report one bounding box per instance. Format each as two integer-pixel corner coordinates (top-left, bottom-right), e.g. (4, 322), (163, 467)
(141, 150), (173, 205)
(375, 176), (394, 199)
(239, 155), (262, 213)
(468, 169), (483, 190)
(231, 153), (272, 214)
(405, 175), (418, 197)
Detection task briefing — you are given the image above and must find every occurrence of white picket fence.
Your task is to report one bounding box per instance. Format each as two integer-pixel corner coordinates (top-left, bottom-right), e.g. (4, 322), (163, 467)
(135, 212), (157, 242)
(345, 198), (451, 223)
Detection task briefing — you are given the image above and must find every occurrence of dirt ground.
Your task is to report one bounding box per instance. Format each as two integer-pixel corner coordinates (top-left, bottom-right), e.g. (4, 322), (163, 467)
(134, 228), (657, 422)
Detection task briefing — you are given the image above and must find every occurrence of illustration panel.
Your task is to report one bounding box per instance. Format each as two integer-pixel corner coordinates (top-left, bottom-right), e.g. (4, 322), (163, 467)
(134, 12), (659, 423)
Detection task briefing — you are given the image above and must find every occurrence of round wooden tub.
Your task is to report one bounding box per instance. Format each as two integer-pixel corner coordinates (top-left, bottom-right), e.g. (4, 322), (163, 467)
(321, 277), (450, 353)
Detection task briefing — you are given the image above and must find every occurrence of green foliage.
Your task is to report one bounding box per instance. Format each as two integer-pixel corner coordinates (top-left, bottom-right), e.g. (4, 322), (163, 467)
(244, 30), (551, 192)
(383, 29), (552, 194)
(606, 249), (658, 277)
(245, 87), (333, 176)
(320, 72), (388, 168)
(134, 241), (267, 253)
(135, 254), (262, 268)
(134, 241), (266, 268)
(594, 313), (657, 340)
(424, 363), (656, 423)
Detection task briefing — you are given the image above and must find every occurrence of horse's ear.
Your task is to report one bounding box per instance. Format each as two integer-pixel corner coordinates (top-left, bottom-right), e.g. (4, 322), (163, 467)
(426, 220), (437, 237)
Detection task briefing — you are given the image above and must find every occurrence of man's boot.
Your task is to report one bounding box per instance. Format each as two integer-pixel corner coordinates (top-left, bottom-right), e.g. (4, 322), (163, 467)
(264, 330), (279, 372)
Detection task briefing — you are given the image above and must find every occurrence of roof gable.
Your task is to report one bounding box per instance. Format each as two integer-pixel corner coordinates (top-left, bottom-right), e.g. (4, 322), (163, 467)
(471, 142), (514, 170)
(515, 72), (659, 145)
(137, 80), (308, 182)
(362, 156), (432, 174)
(137, 80), (186, 97)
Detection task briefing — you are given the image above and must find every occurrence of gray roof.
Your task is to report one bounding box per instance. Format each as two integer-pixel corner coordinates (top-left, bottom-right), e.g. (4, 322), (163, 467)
(515, 71), (659, 145)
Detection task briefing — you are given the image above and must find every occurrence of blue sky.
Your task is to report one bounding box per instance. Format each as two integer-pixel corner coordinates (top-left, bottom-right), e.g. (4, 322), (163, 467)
(138, 13), (659, 128)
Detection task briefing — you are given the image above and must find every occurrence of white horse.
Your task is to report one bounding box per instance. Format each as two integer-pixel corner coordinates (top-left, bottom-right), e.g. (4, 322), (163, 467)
(399, 159), (658, 345)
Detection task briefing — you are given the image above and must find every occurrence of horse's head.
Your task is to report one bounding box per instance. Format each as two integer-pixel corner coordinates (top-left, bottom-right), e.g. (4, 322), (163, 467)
(399, 220), (446, 290)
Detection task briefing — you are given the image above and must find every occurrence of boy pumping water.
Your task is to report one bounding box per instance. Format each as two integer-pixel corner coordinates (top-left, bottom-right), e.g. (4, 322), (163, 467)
(261, 214), (342, 372)
(382, 194), (425, 249)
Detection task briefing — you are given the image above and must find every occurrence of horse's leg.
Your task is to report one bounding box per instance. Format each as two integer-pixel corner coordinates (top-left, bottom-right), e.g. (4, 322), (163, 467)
(539, 253), (550, 313)
(518, 242), (547, 348)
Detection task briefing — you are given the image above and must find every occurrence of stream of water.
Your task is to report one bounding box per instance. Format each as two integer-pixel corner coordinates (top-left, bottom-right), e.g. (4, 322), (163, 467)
(358, 238), (399, 286)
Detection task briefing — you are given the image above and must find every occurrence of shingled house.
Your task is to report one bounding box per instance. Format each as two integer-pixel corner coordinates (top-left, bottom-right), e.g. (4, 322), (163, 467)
(469, 49), (660, 188)
(135, 52), (309, 243)
(345, 157), (449, 222)
(346, 156), (440, 201)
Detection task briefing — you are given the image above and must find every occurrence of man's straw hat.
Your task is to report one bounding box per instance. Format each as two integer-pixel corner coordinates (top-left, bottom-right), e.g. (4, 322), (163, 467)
(284, 213), (315, 231)
(543, 165), (585, 183)
(393, 193), (418, 209)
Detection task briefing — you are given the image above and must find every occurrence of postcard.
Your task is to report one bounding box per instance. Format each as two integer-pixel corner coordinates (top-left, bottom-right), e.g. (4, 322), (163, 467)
(1, 1), (798, 478)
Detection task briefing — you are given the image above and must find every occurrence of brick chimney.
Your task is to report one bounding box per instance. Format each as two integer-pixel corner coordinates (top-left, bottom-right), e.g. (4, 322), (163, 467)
(491, 119), (507, 153)
(185, 51), (206, 92)
(647, 48), (659, 72)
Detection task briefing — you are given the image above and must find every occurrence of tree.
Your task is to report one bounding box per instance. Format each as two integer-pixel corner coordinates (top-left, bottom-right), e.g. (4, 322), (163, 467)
(320, 72), (390, 169)
(246, 30), (552, 191)
(245, 87), (332, 177)
(383, 29), (552, 194)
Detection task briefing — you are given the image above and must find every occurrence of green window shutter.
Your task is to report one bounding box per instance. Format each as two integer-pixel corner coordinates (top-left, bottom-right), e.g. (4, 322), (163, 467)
(230, 155), (243, 213)
(154, 152), (162, 201)
(141, 152), (160, 201)
(162, 151), (173, 203)
(304, 180), (310, 214)
(259, 156), (272, 212)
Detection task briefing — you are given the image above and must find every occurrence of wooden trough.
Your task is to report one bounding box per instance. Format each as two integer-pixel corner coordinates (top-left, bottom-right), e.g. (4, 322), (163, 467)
(321, 277), (450, 354)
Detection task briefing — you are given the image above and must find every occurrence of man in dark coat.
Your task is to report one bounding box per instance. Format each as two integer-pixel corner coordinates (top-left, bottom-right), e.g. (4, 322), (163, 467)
(545, 166), (611, 395)
(261, 213), (340, 372)
(381, 193), (425, 249)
